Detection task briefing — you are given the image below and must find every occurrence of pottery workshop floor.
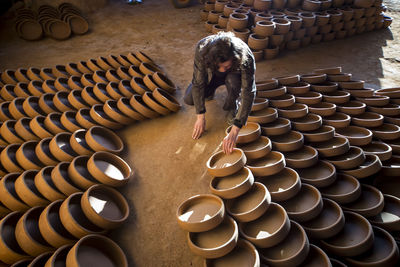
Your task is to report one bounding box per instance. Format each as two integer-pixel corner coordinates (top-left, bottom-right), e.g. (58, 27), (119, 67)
(1, 0), (400, 266)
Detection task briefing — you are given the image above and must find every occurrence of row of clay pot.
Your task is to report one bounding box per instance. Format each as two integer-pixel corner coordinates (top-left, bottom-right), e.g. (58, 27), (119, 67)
(14, 3), (88, 41)
(0, 51), (169, 86)
(0, 183), (129, 265)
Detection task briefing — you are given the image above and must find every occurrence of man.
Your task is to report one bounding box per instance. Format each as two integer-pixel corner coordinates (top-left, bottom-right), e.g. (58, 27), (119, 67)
(184, 31), (256, 154)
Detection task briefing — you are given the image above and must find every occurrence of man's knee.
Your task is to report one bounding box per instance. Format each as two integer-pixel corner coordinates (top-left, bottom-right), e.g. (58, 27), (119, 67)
(183, 84), (194, 105)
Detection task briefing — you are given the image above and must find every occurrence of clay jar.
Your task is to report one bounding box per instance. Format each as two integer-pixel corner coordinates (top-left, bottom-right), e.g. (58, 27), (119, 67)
(228, 13), (248, 30)
(176, 194), (225, 233)
(271, 18), (291, 34)
(66, 234), (127, 267)
(247, 33), (269, 50)
(254, 20), (275, 37)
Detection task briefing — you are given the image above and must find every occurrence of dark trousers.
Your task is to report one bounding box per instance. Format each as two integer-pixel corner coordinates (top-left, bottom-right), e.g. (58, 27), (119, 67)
(183, 72), (241, 111)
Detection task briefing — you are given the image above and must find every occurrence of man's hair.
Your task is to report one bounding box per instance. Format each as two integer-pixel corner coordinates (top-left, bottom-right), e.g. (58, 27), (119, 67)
(200, 31), (247, 72)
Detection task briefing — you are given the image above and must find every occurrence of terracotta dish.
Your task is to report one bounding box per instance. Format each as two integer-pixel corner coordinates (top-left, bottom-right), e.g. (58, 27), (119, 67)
(327, 146), (365, 170)
(206, 148), (246, 177)
(296, 160), (337, 188)
(260, 117), (291, 136)
(283, 145), (318, 169)
(237, 136), (271, 160)
(247, 151), (285, 177)
(319, 173), (362, 204)
(342, 184), (384, 218)
(209, 167), (254, 199)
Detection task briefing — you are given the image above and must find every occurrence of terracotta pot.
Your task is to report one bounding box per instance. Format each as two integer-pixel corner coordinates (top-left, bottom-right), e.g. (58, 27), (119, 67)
(253, 0), (272, 11)
(81, 184), (129, 229)
(309, 102), (336, 116)
(27, 251), (53, 267)
(256, 79), (278, 90)
(68, 129), (92, 155)
(226, 182), (271, 222)
(1, 144), (24, 173)
(0, 120), (25, 144)
(342, 154), (382, 179)
(309, 136), (350, 157)
(209, 167), (254, 199)
(87, 151), (131, 187)
(357, 95), (390, 107)
(278, 103), (308, 119)
(0, 173), (30, 212)
(96, 56), (113, 71)
(226, 122), (261, 144)
(321, 211), (374, 257)
(66, 63), (82, 76)
(327, 146), (366, 170)
(68, 155), (98, 190)
(369, 194), (400, 231)
(105, 82), (125, 100)
(336, 126), (373, 146)
(271, 18), (291, 35)
(89, 105), (121, 130)
(26, 67), (43, 81)
(14, 117), (40, 141)
(237, 135), (271, 160)
(342, 184), (384, 217)
(51, 162), (81, 196)
(322, 90), (350, 104)
(15, 206), (53, 256)
(54, 78), (71, 93)
(92, 83), (112, 104)
(80, 74), (96, 88)
(126, 65), (142, 79)
(1, 70), (18, 85)
(76, 61), (92, 74)
(49, 133), (78, 162)
(59, 111), (82, 133)
(187, 215), (238, 259)
(177, 194), (225, 232)
(23, 96), (46, 118)
(269, 130), (304, 152)
(0, 212), (29, 264)
(81, 87), (102, 106)
(116, 55), (132, 68)
(65, 234), (127, 267)
(44, 113), (68, 135)
(291, 113), (321, 131)
(247, 151), (285, 177)
(206, 148), (246, 177)
(352, 112), (384, 128)
(34, 166), (66, 202)
(15, 68), (30, 83)
(362, 141), (392, 162)
(320, 173), (361, 204)
(67, 76), (84, 91)
(14, 82), (30, 98)
(139, 62), (162, 76)
(129, 94), (160, 119)
(59, 192), (105, 239)
(254, 20), (275, 37)
(260, 117), (291, 136)
(263, 45), (280, 59)
(284, 145), (318, 169)
(38, 93), (59, 115)
(35, 137), (59, 166)
(142, 92), (170, 116)
(52, 65), (69, 79)
(228, 13), (248, 30)
(259, 220), (309, 266)
(248, 34), (269, 50)
(302, 125), (335, 142)
(116, 97), (146, 121)
(301, 244), (332, 266)
(370, 123), (400, 141)
(15, 141), (43, 170)
(297, 160), (337, 187)
(129, 77), (150, 96)
(105, 70), (121, 83)
(14, 170), (49, 208)
(44, 244), (72, 267)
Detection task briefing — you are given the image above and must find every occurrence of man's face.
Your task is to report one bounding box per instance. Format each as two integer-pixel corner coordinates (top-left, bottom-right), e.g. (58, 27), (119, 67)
(217, 59), (233, 73)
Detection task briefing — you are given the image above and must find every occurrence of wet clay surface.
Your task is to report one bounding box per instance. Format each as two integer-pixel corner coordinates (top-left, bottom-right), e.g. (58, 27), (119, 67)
(1, 0), (400, 266)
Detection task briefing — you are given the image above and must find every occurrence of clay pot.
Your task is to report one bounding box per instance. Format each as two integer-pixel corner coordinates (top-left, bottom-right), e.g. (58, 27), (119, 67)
(252, 98), (269, 112)
(256, 79), (278, 91)
(176, 194), (225, 232)
(23, 96), (46, 117)
(38, 93), (59, 115)
(226, 182), (271, 222)
(269, 130), (304, 152)
(320, 173), (361, 204)
(152, 72), (176, 93)
(67, 76), (84, 91)
(207, 148), (246, 177)
(257, 167), (301, 202)
(370, 123), (400, 141)
(259, 220), (309, 266)
(14, 117), (40, 141)
(271, 18), (291, 35)
(295, 91), (323, 105)
(0, 173), (30, 212)
(227, 122), (261, 144)
(44, 113), (68, 135)
(0, 120), (25, 144)
(284, 145), (318, 169)
(237, 136), (271, 160)
(228, 13), (248, 29)
(343, 184), (384, 217)
(9, 97), (28, 120)
(278, 103), (308, 119)
(362, 141), (393, 162)
(310, 136), (350, 157)
(81, 184), (129, 229)
(247, 151), (285, 177)
(327, 146), (366, 170)
(368, 104), (400, 117)
(321, 211), (374, 257)
(369, 194), (400, 231)
(257, 86), (286, 98)
(81, 87), (102, 106)
(51, 162), (81, 196)
(0, 85), (16, 102)
(285, 82), (310, 95)
(96, 56), (113, 71)
(187, 215), (238, 259)
(67, 155), (97, 190)
(324, 109), (353, 127)
(28, 251), (53, 266)
(14, 170), (49, 207)
(254, 20), (275, 37)
(34, 166), (66, 202)
(26, 67), (42, 81)
(253, 0), (272, 11)
(322, 90), (351, 104)
(69, 129), (92, 156)
(35, 137), (59, 166)
(49, 133), (78, 162)
(1, 144), (24, 173)
(15, 69), (30, 83)
(66, 234), (127, 267)
(117, 97), (146, 121)
(15, 141), (43, 170)
(260, 117), (291, 136)
(209, 167), (254, 199)
(65, 63), (82, 76)
(87, 151), (131, 187)
(60, 111), (82, 133)
(357, 95), (390, 107)
(44, 244), (72, 267)
(0, 212), (29, 264)
(142, 92), (170, 116)
(336, 126), (373, 146)
(302, 198), (345, 239)
(342, 154), (382, 179)
(336, 101), (366, 116)
(309, 102), (337, 117)
(248, 34), (269, 50)
(14, 83), (30, 98)
(297, 160), (337, 188)
(129, 94), (159, 119)
(302, 125), (335, 142)
(89, 105), (121, 130)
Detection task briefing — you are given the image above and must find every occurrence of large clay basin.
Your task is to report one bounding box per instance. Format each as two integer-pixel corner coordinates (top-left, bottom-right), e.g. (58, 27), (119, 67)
(237, 136), (271, 160)
(269, 130), (304, 152)
(247, 151), (285, 177)
(336, 126), (373, 146)
(309, 136), (350, 157)
(206, 148), (246, 177)
(300, 244), (331, 267)
(283, 145), (318, 169)
(14, 170), (49, 207)
(296, 160), (336, 188)
(34, 166), (66, 202)
(320, 173), (362, 204)
(260, 117), (291, 136)
(209, 167), (254, 199)
(226, 122), (261, 144)
(302, 125), (335, 142)
(342, 154), (382, 179)
(15, 141), (43, 170)
(291, 113), (322, 132)
(342, 184), (384, 217)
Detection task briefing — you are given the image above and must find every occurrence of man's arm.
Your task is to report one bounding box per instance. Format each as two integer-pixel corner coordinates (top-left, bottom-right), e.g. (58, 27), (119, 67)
(191, 42), (207, 115)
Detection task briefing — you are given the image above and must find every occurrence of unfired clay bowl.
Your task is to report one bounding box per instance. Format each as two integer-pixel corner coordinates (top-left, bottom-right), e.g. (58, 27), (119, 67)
(327, 146), (366, 170)
(269, 130), (304, 152)
(302, 125), (335, 142)
(207, 148), (246, 177)
(322, 112), (351, 128)
(187, 215), (238, 259)
(362, 141), (393, 162)
(0, 173), (30, 212)
(370, 123), (400, 141)
(176, 194), (225, 233)
(291, 113), (322, 132)
(337, 101), (366, 115)
(308, 102), (337, 117)
(300, 244), (331, 267)
(247, 151), (285, 177)
(248, 107), (278, 124)
(309, 136), (350, 157)
(226, 182), (271, 223)
(352, 112), (384, 128)
(336, 126), (373, 146)
(283, 145), (318, 169)
(323, 90), (351, 104)
(210, 167), (254, 199)
(342, 184), (384, 218)
(296, 160), (337, 188)
(319, 173), (362, 204)
(302, 198), (345, 239)
(227, 122), (261, 144)
(321, 211), (374, 257)
(260, 117), (291, 136)
(237, 136), (271, 160)
(342, 154), (382, 179)
(44, 244), (72, 267)
(239, 202), (290, 248)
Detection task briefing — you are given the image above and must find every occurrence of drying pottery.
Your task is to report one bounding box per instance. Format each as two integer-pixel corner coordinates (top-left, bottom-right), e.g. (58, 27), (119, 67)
(81, 86), (102, 106)
(309, 136), (350, 157)
(357, 95), (390, 107)
(300, 244), (331, 267)
(54, 78), (70, 92)
(342, 184), (384, 217)
(44, 113), (67, 134)
(260, 117), (291, 136)
(38, 199), (76, 248)
(269, 94), (296, 109)
(254, 20), (275, 37)
(0, 84), (17, 101)
(27, 251), (53, 267)
(26, 67), (42, 81)
(14, 117), (40, 141)
(129, 94), (160, 119)
(327, 146), (365, 170)
(226, 182), (271, 222)
(51, 162), (81, 196)
(53, 91), (75, 113)
(352, 112), (384, 128)
(257, 167), (301, 202)
(369, 194), (400, 231)
(0, 212), (29, 264)
(336, 126), (373, 146)
(89, 105), (122, 130)
(0, 144), (24, 173)
(256, 79), (278, 91)
(327, 73), (352, 82)
(0, 102), (13, 121)
(15, 68), (30, 83)
(239, 202), (290, 248)
(86, 59), (102, 72)
(343, 88), (375, 98)
(375, 87), (400, 99)
(296, 160), (336, 188)
(362, 141), (392, 162)
(14, 82), (31, 98)
(59, 192), (105, 239)
(380, 155), (400, 177)
(323, 90), (351, 104)
(34, 166), (66, 202)
(9, 97), (28, 120)
(248, 34), (268, 50)
(368, 104), (400, 117)
(0, 173), (30, 212)
(130, 77), (151, 95)
(105, 82), (124, 100)
(0, 120), (24, 144)
(302, 125), (335, 142)
(247, 151), (285, 177)
(259, 220), (309, 266)
(49, 132), (78, 162)
(117, 97), (146, 121)
(60, 111), (82, 133)
(29, 115), (53, 139)
(153, 88), (181, 112)
(322, 112), (351, 128)
(38, 93), (59, 114)
(68, 76), (84, 91)
(286, 82), (310, 95)
(70, 129), (93, 156)
(321, 211), (374, 257)
(85, 125), (123, 154)
(81, 184), (129, 229)
(142, 91), (171, 116)
(209, 167), (254, 199)
(370, 123), (400, 140)
(235, 128), (269, 159)
(269, 130), (304, 152)
(301, 73), (327, 84)
(187, 215), (238, 259)
(139, 62), (162, 76)
(280, 183), (323, 222)
(291, 113), (322, 132)
(203, 239), (260, 267)
(275, 75), (300, 86)
(23, 96), (45, 117)
(68, 155), (98, 190)
(284, 145), (318, 169)
(278, 103), (308, 119)
(311, 81), (338, 93)
(252, 98), (269, 112)
(248, 107), (278, 124)
(93, 83), (112, 103)
(15, 141), (43, 170)
(44, 244), (72, 267)
(35, 137), (59, 166)
(176, 194), (225, 232)
(75, 108), (98, 129)
(206, 148), (246, 177)
(302, 198), (345, 239)
(66, 63), (82, 76)
(257, 86), (286, 98)
(66, 234), (127, 267)
(308, 102), (336, 117)
(295, 91), (323, 105)
(320, 173), (361, 204)
(87, 151), (132, 187)
(337, 101), (366, 115)
(338, 80), (365, 90)
(152, 72), (176, 93)
(342, 154), (382, 179)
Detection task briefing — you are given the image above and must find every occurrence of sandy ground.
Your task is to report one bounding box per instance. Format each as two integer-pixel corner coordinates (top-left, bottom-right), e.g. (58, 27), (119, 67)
(0, 0), (400, 266)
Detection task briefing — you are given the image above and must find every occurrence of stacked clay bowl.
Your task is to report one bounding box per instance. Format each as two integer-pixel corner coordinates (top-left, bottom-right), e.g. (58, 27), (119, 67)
(200, 1), (391, 61)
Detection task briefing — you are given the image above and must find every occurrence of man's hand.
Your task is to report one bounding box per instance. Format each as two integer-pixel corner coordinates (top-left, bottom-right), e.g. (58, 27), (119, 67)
(223, 125), (240, 154)
(192, 114), (206, 139)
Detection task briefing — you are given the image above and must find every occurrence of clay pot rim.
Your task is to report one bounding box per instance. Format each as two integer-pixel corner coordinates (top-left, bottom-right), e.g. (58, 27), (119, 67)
(371, 123), (400, 133)
(328, 146), (364, 162)
(304, 124), (335, 135)
(247, 151), (285, 169)
(270, 130), (303, 145)
(89, 151), (132, 182)
(336, 125), (373, 139)
(302, 197), (344, 232)
(338, 100), (366, 109)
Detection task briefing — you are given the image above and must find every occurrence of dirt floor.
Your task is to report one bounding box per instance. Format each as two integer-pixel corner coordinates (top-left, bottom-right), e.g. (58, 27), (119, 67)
(0, 0), (400, 266)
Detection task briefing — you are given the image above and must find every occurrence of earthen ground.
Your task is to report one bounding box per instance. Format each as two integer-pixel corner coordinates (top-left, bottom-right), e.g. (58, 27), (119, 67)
(0, 0), (400, 266)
